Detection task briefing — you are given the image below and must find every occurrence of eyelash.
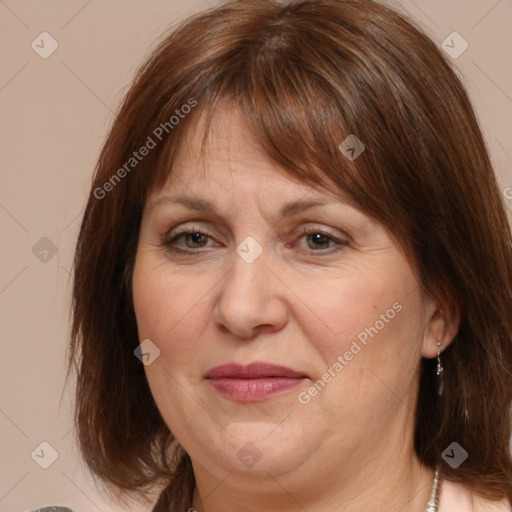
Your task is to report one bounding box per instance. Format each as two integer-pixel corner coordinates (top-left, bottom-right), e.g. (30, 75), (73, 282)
(163, 225), (349, 255)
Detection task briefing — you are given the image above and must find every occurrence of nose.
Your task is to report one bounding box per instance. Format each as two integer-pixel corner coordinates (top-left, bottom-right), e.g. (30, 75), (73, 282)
(212, 246), (288, 339)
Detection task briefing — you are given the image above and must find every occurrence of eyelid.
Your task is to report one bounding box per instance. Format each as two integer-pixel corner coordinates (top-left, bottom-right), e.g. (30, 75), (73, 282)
(164, 224), (218, 244)
(163, 223), (350, 255)
(290, 225), (350, 251)
(293, 223), (349, 239)
(165, 220), (350, 239)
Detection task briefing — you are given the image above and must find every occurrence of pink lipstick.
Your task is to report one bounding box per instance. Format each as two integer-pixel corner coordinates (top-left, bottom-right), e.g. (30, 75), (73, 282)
(204, 362), (308, 402)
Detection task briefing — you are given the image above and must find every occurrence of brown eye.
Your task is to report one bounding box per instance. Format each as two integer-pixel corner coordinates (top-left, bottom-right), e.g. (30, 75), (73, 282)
(305, 232), (332, 250)
(181, 232), (209, 248)
(163, 227), (216, 253)
(294, 228), (349, 254)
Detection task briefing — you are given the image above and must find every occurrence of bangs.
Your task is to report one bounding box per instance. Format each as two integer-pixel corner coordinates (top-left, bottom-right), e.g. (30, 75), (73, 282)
(146, 43), (395, 230)
(150, 71), (350, 186)
(115, 0), (450, 284)
(126, 0), (431, 255)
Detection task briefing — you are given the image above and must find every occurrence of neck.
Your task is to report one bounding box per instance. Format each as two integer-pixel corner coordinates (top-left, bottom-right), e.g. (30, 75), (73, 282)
(191, 449), (436, 512)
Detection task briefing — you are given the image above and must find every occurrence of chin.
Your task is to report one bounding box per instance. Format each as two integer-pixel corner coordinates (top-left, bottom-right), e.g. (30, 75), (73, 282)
(193, 422), (317, 477)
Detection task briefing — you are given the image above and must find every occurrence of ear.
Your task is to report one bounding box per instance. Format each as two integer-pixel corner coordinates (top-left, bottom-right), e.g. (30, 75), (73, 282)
(420, 292), (461, 358)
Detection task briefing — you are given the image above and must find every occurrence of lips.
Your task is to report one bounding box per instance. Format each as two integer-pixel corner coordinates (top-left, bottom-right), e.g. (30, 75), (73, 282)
(204, 362), (309, 402)
(205, 362), (308, 379)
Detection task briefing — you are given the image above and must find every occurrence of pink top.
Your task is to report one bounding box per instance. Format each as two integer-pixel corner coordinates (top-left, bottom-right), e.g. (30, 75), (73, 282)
(440, 479), (511, 511)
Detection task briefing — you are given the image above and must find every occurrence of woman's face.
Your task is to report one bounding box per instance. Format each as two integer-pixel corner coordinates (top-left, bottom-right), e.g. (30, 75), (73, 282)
(132, 107), (441, 493)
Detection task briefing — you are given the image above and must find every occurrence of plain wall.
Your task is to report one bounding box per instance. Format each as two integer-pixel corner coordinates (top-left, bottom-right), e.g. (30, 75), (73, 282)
(0, 0), (511, 511)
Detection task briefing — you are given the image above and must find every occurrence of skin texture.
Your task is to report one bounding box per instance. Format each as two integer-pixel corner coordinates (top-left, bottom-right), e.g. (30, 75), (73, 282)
(132, 107), (460, 512)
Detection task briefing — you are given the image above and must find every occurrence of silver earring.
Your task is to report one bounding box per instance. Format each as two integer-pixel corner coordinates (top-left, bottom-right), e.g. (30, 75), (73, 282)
(436, 340), (444, 396)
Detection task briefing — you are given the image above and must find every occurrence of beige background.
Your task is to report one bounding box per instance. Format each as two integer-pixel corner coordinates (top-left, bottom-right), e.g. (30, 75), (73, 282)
(0, 0), (511, 511)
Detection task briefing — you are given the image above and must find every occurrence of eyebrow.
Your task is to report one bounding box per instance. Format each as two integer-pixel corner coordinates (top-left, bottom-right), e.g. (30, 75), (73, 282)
(147, 195), (340, 218)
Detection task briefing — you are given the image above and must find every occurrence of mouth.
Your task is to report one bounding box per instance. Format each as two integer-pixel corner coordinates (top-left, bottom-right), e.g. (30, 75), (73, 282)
(204, 362), (309, 403)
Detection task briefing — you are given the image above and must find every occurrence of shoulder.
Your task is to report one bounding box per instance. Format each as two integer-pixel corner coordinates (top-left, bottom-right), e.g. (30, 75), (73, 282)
(440, 479), (511, 512)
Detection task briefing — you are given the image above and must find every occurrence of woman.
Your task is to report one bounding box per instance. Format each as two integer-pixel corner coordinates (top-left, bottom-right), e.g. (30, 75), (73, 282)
(68, 0), (512, 511)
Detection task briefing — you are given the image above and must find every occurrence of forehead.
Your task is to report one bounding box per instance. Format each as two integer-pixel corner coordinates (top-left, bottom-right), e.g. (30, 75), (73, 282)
(172, 106), (284, 182)
(151, 105), (346, 205)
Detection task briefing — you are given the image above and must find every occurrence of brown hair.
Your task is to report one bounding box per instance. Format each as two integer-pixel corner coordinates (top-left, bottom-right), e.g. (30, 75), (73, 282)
(67, 0), (512, 509)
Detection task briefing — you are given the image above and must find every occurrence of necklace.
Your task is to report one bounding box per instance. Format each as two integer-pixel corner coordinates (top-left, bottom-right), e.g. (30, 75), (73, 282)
(424, 465), (441, 512)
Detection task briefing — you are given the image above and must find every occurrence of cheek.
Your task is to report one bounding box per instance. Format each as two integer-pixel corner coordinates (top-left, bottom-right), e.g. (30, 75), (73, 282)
(291, 274), (423, 432)
(285, 263), (422, 371)
(131, 257), (212, 364)
(131, 258), (215, 426)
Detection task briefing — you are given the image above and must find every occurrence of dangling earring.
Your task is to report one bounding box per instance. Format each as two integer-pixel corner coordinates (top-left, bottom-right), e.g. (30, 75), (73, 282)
(436, 340), (444, 396)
